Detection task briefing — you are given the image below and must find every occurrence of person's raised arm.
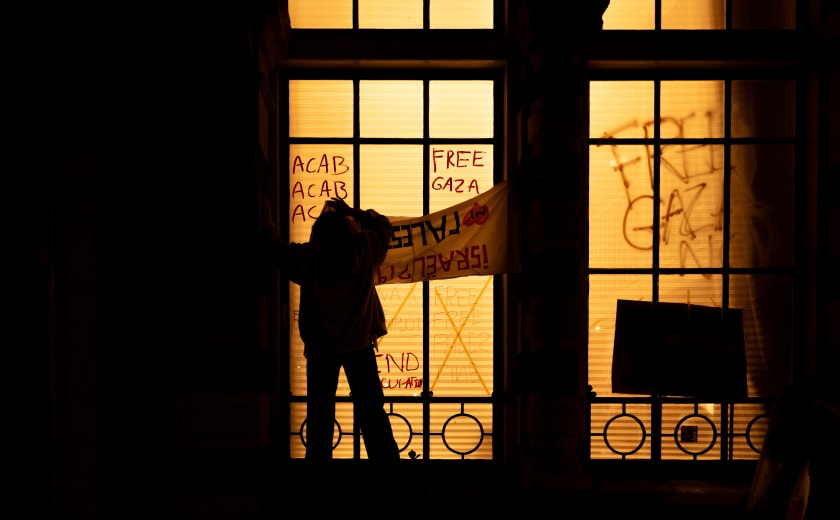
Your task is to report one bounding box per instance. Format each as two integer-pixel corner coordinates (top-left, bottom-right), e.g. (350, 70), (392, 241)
(356, 208), (391, 265)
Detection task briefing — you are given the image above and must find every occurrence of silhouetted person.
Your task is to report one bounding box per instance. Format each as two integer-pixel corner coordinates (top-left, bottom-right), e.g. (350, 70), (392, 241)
(265, 197), (399, 462)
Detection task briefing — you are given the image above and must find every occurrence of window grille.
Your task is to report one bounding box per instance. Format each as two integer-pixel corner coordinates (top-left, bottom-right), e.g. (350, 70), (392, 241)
(284, 72), (503, 459)
(587, 0), (800, 462)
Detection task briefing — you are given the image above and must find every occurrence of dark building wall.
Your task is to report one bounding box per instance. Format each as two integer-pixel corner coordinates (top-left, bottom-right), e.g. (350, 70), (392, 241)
(7, 3), (270, 517)
(819, 1), (840, 390)
(818, 0), (840, 415)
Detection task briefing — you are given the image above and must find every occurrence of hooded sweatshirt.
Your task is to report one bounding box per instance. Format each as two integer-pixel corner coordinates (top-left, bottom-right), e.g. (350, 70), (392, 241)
(280, 208), (391, 357)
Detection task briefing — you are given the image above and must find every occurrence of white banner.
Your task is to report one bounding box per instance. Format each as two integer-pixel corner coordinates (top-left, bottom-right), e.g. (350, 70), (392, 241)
(377, 180), (519, 284)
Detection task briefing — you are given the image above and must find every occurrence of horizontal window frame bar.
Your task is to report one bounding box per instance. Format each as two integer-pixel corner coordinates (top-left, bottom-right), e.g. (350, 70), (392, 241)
(289, 396), (496, 404)
(283, 68), (504, 79)
(589, 30), (811, 64)
(287, 29), (508, 63)
(588, 396), (773, 405)
(289, 138), (496, 145)
(589, 137), (797, 145)
(587, 267), (795, 275)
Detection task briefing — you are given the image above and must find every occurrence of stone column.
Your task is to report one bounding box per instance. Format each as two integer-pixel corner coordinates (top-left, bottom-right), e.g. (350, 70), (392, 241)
(510, 0), (608, 492)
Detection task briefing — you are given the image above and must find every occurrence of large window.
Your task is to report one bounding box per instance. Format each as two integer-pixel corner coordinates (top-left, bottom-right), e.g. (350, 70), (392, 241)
(587, 0), (799, 462)
(283, 71), (502, 459)
(280, 0), (506, 463)
(280, 0), (508, 463)
(279, 0), (802, 465)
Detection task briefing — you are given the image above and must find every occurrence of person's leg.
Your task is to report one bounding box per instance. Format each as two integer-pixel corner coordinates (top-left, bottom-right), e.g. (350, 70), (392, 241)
(305, 350), (341, 461)
(342, 346), (400, 461)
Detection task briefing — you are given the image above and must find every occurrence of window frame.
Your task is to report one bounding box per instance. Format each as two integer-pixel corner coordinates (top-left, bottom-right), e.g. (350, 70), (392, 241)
(275, 57), (509, 460)
(584, 27), (810, 469)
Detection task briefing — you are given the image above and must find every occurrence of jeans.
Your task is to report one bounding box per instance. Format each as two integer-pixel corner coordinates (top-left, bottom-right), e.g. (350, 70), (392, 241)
(305, 345), (399, 461)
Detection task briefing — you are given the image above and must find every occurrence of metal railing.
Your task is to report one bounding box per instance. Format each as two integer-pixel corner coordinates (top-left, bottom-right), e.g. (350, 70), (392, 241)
(587, 393), (773, 461)
(289, 395), (495, 460)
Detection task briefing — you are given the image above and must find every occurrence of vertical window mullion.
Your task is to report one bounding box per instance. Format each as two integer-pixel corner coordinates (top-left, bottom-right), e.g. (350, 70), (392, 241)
(721, 78), (734, 461)
(652, 79), (662, 462)
(353, 79), (362, 208)
(353, 77), (362, 459)
(421, 78), (432, 459)
(655, 0), (662, 30)
(653, 79), (662, 304)
(723, 79), (732, 309)
(725, 0), (733, 30)
(423, 80), (431, 215)
(353, 79), (361, 208)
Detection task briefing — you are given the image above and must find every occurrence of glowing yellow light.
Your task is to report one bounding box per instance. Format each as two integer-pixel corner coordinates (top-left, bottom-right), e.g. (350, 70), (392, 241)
(288, 78), (496, 459)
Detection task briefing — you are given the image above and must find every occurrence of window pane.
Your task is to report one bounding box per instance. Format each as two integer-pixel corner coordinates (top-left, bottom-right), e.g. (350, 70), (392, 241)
(659, 277), (748, 402)
(361, 145), (425, 401)
(732, 402), (768, 459)
(290, 402), (355, 458)
(288, 144), (357, 399)
(429, 144), (493, 211)
(661, 403), (722, 460)
(428, 144), (495, 397)
(732, 0), (796, 29)
(662, 0), (724, 29)
(602, 0), (655, 29)
(590, 402), (652, 459)
(288, 0), (352, 29)
(732, 80), (796, 138)
(359, 144), (424, 215)
(289, 286), (306, 396)
(360, 80), (423, 138)
(730, 274), (794, 398)
(590, 81), (654, 139)
(659, 144), (725, 269)
(360, 0), (422, 28)
(430, 0), (494, 29)
(730, 144), (796, 268)
(289, 80), (354, 138)
(389, 404), (423, 457)
(659, 274), (722, 308)
(588, 274), (653, 397)
(429, 81), (494, 138)
(378, 284), (425, 397)
(430, 277), (494, 397)
(428, 404), (492, 458)
(589, 144), (654, 269)
(289, 144), (354, 241)
(603, 0), (726, 29)
(660, 81), (724, 138)
(290, 403), (307, 457)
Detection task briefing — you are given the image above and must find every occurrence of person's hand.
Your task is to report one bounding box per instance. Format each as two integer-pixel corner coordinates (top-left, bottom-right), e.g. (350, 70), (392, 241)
(326, 196), (353, 216)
